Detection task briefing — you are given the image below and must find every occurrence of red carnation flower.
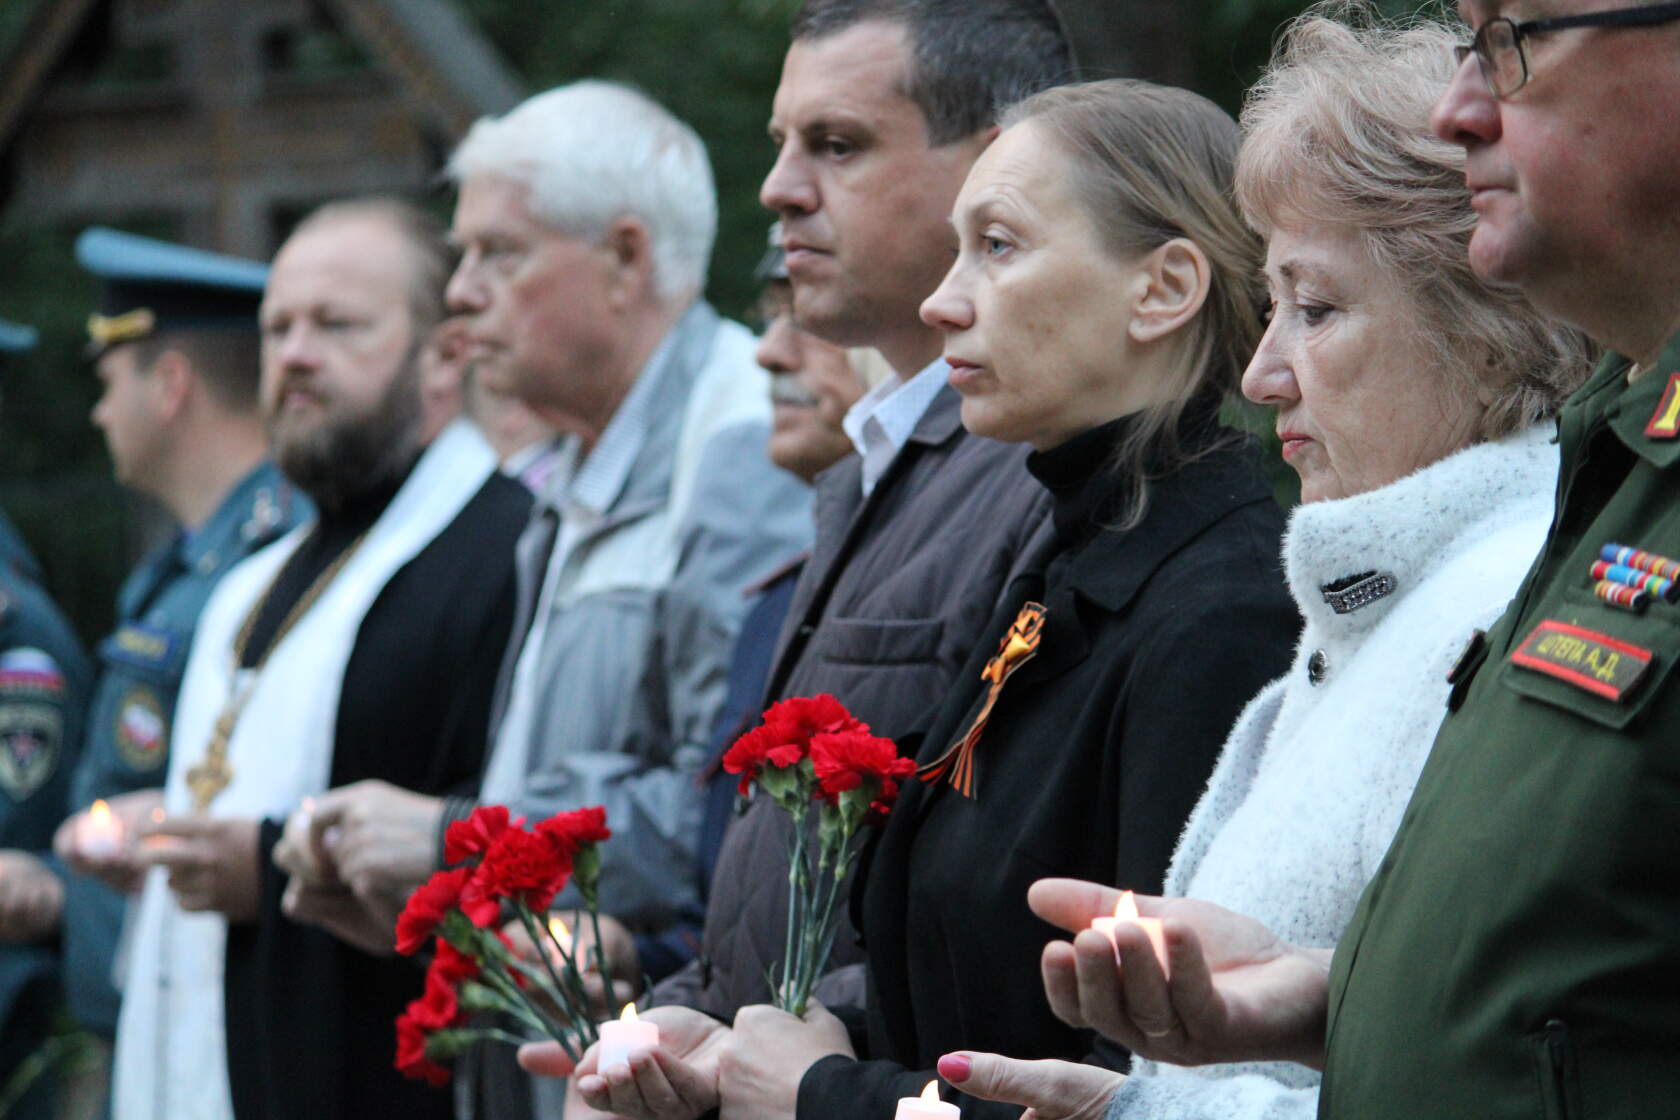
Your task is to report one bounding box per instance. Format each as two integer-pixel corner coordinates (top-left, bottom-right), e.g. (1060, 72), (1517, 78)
(536, 806), (611, 856)
(444, 805), (517, 866)
(810, 729), (916, 815)
(396, 866), (473, 955)
(722, 723), (807, 794)
(395, 1007), (451, 1087)
(459, 826), (572, 926)
(410, 960), (465, 1031)
(430, 937), (479, 984)
(763, 694), (868, 740)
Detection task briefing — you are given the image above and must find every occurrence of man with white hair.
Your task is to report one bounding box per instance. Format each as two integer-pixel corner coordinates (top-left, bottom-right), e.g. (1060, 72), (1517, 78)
(290, 81), (809, 1113)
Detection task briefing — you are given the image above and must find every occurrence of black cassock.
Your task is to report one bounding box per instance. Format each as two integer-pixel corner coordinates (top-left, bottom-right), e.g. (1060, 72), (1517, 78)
(223, 464), (530, 1120)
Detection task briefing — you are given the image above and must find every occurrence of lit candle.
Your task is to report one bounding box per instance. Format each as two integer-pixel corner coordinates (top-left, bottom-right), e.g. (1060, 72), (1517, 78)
(81, 800), (124, 858)
(596, 1003), (658, 1071)
(548, 916), (572, 952)
(894, 1081), (959, 1120)
(1090, 891), (1169, 977)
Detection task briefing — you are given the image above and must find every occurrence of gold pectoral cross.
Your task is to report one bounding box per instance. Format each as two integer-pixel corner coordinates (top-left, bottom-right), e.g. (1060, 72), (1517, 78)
(917, 601), (1047, 798)
(185, 705), (238, 813)
(185, 670), (254, 814)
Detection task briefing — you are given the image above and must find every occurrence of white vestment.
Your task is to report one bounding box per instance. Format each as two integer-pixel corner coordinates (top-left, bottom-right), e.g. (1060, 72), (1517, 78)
(112, 420), (495, 1120)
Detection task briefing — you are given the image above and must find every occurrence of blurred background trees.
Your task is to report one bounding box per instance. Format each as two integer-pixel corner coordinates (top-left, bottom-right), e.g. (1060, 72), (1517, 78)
(0, 0), (1440, 639)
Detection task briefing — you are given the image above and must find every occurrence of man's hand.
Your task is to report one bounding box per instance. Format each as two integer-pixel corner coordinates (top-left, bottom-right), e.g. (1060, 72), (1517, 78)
(306, 780), (443, 902)
(138, 816), (262, 922)
(1030, 878), (1332, 1070)
(718, 1001), (853, 1119)
(273, 799), (342, 890)
(280, 877), (399, 955)
(519, 1005), (728, 1120)
(0, 851), (64, 942)
(53, 788), (164, 894)
(936, 1051), (1124, 1120)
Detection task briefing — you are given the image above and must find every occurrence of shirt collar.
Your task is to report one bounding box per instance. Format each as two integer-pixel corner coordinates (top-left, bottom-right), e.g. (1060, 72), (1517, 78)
(841, 358), (950, 495)
(539, 328), (678, 518)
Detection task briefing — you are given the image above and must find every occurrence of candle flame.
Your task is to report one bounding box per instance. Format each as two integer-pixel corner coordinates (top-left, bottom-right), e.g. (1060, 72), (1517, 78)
(1115, 890), (1139, 921)
(548, 917), (571, 944)
(90, 800), (113, 825)
(620, 1003), (639, 1023)
(921, 1082), (941, 1103)
(150, 807), (166, 825)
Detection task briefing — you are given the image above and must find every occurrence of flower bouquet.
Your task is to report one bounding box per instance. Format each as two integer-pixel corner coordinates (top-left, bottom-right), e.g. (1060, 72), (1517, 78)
(722, 694), (916, 1016)
(391, 804), (613, 1085)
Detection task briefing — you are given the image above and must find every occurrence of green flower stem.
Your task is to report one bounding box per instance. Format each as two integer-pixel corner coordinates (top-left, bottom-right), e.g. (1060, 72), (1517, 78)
(517, 907), (592, 1041)
(471, 943), (580, 1061)
(781, 809), (810, 1011)
(587, 905), (613, 1009)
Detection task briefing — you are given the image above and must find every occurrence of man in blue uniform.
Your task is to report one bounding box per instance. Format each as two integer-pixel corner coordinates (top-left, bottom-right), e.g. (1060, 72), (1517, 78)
(49, 231), (309, 1075)
(0, 317), (93, 1120)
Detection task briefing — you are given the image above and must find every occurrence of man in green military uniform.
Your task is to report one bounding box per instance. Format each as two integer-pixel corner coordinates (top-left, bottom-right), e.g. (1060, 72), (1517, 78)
(1012, 3), (1680, 1116)
(1317, 2), (1680, 1113)
(48, 231), (309, 1069)
(0, 316), (93, 1120)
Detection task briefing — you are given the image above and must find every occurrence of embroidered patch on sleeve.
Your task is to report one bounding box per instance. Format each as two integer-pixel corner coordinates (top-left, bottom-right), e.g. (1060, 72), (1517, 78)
(1645, 372), (1680, 439)
(0, 648), (63, 800)
(1511, 620), (1654, 702)
(115, 686), (168, 770)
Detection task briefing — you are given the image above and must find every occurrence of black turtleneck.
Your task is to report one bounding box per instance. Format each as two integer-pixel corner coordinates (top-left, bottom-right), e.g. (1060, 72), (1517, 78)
(815, 409), (1301, 1120)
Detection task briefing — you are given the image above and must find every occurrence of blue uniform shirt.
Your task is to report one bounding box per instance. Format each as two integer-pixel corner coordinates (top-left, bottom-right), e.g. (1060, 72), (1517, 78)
(0, 542), (92, 1114)
(61, 461), (309, 1034)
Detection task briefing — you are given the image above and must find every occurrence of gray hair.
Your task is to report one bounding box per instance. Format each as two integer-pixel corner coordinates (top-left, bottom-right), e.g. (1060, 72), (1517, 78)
(447, 80), (717, 302)
(1237, 2), (1596, 439)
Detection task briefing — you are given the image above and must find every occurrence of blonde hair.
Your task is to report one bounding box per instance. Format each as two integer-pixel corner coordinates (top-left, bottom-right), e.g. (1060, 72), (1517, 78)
(1002, 79), (1266, 527)
(1237, 2), (1595, 438)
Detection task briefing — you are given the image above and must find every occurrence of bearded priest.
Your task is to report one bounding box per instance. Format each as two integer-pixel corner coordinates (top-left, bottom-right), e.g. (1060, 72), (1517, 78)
(107, 198), (530, 1120)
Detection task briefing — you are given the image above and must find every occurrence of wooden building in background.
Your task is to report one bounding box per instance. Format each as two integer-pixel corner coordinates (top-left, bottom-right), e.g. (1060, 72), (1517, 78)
(0, 0), (525, 257)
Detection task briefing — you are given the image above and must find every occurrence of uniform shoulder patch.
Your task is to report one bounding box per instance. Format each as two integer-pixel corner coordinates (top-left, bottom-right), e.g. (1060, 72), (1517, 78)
(0, 647), (62, 801)
(114, 686), (168, 771)
(1511, 619), (1653, 702)
(1645, 372), (1680, 440)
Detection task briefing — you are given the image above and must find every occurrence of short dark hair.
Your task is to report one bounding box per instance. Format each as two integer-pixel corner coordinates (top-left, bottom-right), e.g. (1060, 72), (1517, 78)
(791, 0), (1074, 144)
(290, 197), (458, 337)
(133, 328), (262, 413)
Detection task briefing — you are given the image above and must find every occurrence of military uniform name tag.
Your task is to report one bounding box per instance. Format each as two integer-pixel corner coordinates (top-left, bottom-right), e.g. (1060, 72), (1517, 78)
(1511, 619), (1652, 702)
(101, 623), (181, 673)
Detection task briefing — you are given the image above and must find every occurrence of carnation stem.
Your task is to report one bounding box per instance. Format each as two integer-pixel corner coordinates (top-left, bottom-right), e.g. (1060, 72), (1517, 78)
(587, 904), (613, 1007)
(517, 907), (588, 1041)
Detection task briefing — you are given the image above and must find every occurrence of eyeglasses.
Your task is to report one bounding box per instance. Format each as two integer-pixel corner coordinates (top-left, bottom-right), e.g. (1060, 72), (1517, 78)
(1454, 2), (1680, 97)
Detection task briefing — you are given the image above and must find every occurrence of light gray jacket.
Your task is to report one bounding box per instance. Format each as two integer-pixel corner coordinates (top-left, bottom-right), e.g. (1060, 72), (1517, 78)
(461, 302), (811, 928)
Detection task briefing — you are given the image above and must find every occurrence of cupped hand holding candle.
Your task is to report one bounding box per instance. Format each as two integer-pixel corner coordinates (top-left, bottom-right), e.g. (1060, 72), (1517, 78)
(597, 1002), (660, 1072)
(1090, 890), (1169, 978)
(895, 1081), (959, 1120)
(79, 799), (125, 858)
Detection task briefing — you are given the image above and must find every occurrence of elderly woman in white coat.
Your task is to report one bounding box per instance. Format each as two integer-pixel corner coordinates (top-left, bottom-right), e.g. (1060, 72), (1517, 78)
(931, 10), (1596, 1119)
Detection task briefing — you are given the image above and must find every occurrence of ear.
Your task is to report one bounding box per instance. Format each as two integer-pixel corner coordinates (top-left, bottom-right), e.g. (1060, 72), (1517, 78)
(600, 216), (659, 311)
(1128, 239), (1211, 345)
(146, 348), (195, 421)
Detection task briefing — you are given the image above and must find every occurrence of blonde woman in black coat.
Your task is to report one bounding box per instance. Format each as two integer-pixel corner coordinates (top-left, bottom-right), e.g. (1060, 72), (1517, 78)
(715, 79), (1300, 1120)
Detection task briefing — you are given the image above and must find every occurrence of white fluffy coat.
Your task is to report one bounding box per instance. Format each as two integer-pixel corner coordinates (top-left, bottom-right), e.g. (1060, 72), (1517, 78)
(1109, 423), (1558, 1119)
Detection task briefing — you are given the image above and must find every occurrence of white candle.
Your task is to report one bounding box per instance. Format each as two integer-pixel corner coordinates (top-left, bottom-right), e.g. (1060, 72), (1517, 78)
(81, 800), (124, 858)
(1090, 891), (1169, 978)
(895, 1081), (959, 1119)
(596, 1003), (658, 1071)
